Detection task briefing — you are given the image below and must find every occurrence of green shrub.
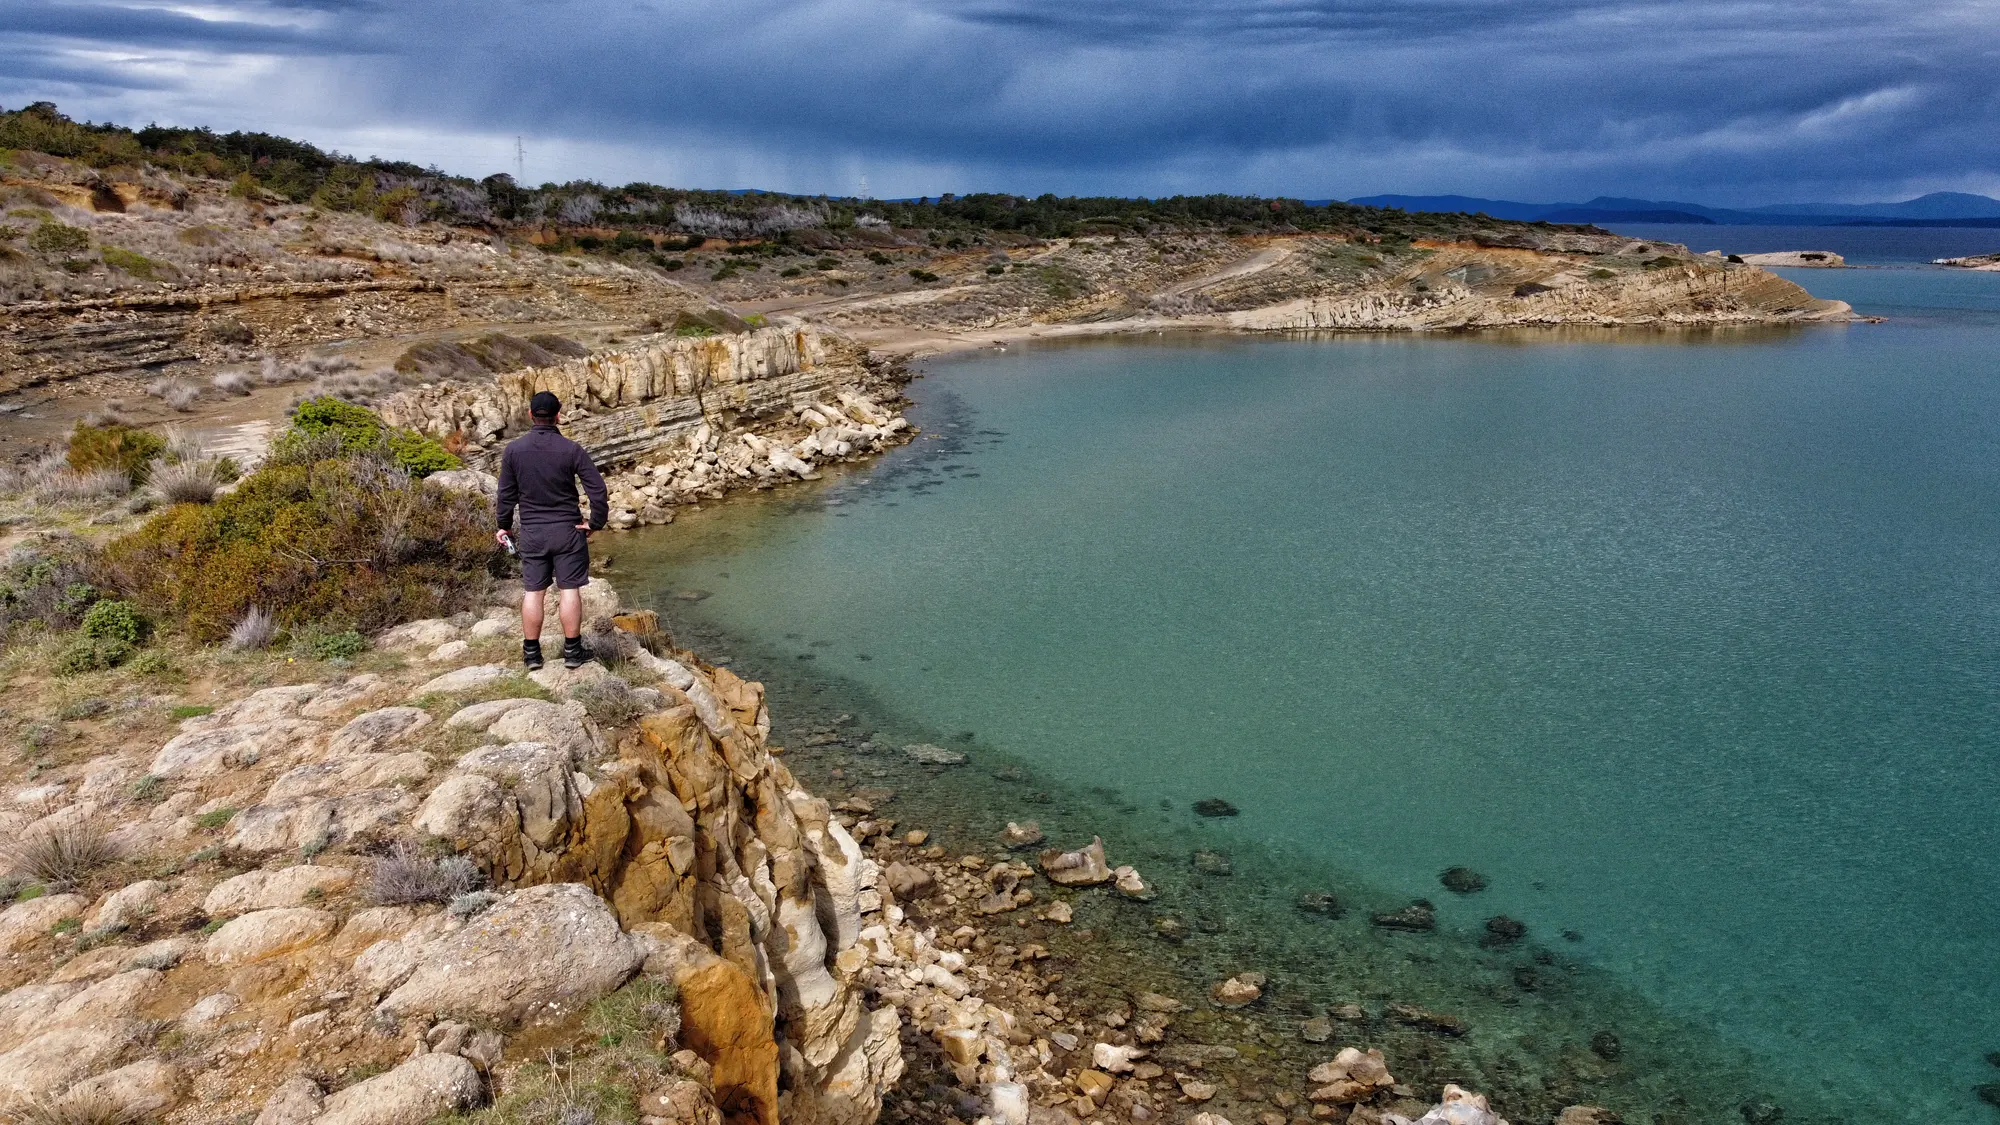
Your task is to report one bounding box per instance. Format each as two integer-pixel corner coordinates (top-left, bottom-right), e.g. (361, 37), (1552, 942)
(80, 599), (149, 644)
(908, 268), (938, 282)
(780, 267), (803, 278)
(101, 245), (164, 278)
(0, 544), (98, 639)
(69, 423), (166, 483)
(194, 807), (236, 829)
(306, 628), (367, 661)
(27, 221), (89, 254)
(56, 635), (132, 674)
(383, 429), (460, 478)
(290, 396), (383, 448)
(168, 704), (214, 719)
(101, 456), (493, 642)
(867, 250), (892, 265)
(277, 398), (458, 478)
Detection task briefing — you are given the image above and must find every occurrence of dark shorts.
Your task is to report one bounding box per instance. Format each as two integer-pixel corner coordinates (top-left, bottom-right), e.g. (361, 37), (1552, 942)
(517, 523), (591, 591)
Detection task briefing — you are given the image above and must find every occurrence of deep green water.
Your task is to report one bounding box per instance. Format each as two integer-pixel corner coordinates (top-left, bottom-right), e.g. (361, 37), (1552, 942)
(620, 266), (2000, 1123)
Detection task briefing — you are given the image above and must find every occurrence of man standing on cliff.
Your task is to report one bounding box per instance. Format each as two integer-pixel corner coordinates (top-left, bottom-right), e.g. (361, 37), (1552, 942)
(495, 391), (609, 670)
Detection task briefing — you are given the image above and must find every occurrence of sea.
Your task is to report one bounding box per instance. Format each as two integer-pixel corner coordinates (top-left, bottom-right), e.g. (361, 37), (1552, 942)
(615, 228), (2000, 1124)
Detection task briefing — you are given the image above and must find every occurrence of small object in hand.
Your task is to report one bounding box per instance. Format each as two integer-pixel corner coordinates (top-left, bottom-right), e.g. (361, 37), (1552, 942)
(498, 531), (518, 557)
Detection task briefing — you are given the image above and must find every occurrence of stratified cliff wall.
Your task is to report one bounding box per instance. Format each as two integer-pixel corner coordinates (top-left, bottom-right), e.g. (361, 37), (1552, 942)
(376, 326), (888, 469)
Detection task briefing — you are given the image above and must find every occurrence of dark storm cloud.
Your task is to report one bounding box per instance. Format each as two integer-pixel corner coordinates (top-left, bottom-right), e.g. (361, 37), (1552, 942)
(3, 0), (1996, 202)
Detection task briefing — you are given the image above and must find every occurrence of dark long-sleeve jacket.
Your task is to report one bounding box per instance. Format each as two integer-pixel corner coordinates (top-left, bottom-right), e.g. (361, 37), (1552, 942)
(495, 423), (608, 531)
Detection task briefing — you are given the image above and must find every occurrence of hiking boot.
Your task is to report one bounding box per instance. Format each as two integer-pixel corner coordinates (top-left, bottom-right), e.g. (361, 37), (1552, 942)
(522, 639), (544, 671)
(562, 637), (590, 669)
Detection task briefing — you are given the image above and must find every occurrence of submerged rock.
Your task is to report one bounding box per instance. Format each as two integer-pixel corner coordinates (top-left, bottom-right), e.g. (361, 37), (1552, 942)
(1589, 1030), (1622, 1061)
(1191, 849), (1232, 876)
(1371, 900), (1436, 932)
(1209, 972), (1265, 1008)
(1295, 891), (1342, 917)
(1299, 1017), (1333, 1044)
(1192, 798), (1238, 817)
(1482, 915), (1527, 946)
(1386, 1003), (1469, 1037)
(1439, 866), (1488, 894)
(904, 743), (966, 765)
(1555, 1108), (1622, 1125)
(1001, 820), (1044, 849)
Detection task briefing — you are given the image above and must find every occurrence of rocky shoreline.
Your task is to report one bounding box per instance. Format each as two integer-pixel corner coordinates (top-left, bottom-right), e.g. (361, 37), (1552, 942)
(0, 579), (1582, 1125)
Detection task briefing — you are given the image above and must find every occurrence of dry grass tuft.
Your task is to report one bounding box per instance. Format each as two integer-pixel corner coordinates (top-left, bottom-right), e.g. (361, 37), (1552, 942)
(228, 606), (277, 650)
(0, 1089), (140, 1125)
(149, 459), (220, 505)
(3, 822), (120, 890)
(368, 841), (482, 905)
(145, 377), (198, 412)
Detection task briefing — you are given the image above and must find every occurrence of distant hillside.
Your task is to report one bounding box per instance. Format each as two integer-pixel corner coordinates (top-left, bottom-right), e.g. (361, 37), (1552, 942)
(1352, 191), (2000, 226)
(0, 102), (1596, 248)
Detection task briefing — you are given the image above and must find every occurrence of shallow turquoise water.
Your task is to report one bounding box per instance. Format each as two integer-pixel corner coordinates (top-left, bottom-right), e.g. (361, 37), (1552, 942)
(625, 269), (2000, 1122)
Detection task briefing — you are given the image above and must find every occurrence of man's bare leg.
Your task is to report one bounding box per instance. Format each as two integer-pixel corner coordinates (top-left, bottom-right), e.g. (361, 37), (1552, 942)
(521, 587), (549, 639)
(558, 587), (583, 639)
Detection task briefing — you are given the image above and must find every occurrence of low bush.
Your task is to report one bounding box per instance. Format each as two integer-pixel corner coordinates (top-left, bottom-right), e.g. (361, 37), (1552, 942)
(0, 541), (98, 639)
(101, 454), (494, 642)
(56, 635), (132, 673)
(145, 378), (199, 412)
(276, 397), (459, 478)
(80, 599), (148, 644)
(27, 221), (89, 254)
(68, 423), (165, 483)
(100, 246), (164, 279)
(303, 627), (367, 661)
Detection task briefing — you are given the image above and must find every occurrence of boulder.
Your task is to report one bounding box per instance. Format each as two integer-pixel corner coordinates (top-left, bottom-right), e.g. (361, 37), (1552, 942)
(149, 720), (323, 778)
(65, 1058), (184, 1119)
(0, 1021), (146, 1106)
(228, 789), (417, 854)
(87, 880), (168, 932)
(484, 700), (600, 764)
(254, 1076), (325, 1125)
(1439, 867), (1487, 894)
(1389, 1084), (1507, 1125)
(202, 908), (338, 964)
(186, 685), (321, 728)
(1038, 838), (1112, 886)
(376, 884), (643, 1028)
(326, 707), (434, 758)
(1308, 1047), (1395, 1104)
(445, 698), (538, 730)
(426, 470), (499, 497)
(204, 865), (356, 917)
(315, 1053), (482, 1125)
(298, 674), (396, 720)
(0, 894), (89, 953)
(378, 619), (462, 651)
(264, 754), (431, 802)
(412, 665), (512, 697)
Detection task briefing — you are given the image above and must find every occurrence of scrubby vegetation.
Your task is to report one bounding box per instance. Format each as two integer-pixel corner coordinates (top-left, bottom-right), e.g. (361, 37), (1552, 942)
(0, 100), (1592, 259)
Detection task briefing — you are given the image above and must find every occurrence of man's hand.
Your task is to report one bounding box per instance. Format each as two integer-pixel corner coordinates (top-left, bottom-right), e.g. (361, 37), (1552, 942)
(575, 522), (592, 537)
(494, 530), (511, 547)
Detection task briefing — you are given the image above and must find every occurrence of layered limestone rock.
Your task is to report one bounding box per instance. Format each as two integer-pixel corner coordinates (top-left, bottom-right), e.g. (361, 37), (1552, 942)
(375, 325), (897, 470)
(1230, 250), (1852, 331)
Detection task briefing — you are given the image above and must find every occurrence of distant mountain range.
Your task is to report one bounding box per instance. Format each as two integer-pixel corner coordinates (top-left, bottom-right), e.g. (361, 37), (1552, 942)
(1346, 192), (2000, 227)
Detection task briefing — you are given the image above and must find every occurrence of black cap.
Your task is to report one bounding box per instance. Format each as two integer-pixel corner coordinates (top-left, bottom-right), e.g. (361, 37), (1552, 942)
(529, 391), (562, 418)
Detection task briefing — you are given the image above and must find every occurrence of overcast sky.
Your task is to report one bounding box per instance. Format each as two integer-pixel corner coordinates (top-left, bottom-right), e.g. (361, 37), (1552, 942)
(4, 0), (1997, 205)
